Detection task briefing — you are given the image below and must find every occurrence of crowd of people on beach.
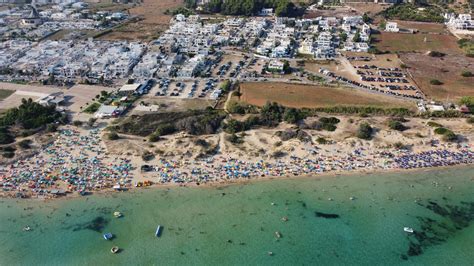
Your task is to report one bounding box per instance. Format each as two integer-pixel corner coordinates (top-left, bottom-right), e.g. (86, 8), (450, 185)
(0, 128), (133, 198)
(148, 148), (474, 184)
(0, 127), (473, 198)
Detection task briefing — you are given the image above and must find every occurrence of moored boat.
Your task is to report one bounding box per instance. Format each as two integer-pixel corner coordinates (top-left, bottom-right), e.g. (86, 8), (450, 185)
(103, 233), (113, 240)
(111, 246), (120, 254)
(155, 225), (162, 237)
(274, 231), (282, 239)
(403, 227), (414, 233)
(113, 211), (123, 218)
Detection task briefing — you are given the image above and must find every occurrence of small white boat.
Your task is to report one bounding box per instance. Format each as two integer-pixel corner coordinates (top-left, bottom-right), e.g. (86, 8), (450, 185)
(114, 211), (123, 218)
(403, 227), (414, 233)
(111, 246), (120, 254)
(22, 226), (31, 232)
(274, 231), (282, 239)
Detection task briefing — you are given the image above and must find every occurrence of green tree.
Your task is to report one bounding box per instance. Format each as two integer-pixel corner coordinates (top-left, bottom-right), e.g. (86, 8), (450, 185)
(461, 71), (473, 77)
(339, 32), (348, 42)
(362, 13), (370, 23)
(275, 0), (293, 17)
(352, 30), (361, 42)
(207, 0), (222, 13)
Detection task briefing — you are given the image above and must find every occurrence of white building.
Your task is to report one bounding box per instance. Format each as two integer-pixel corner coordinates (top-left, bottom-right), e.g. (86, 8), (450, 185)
(385, 22), (399, 32)
(259, 8), (273, 16)
(446, 14), (474, 30)
(267, 59), (284, 72)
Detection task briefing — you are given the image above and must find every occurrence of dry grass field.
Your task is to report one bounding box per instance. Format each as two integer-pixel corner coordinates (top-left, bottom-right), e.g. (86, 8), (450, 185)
(98, 0), (183, 41)
(0, 89), (14, 101)
(400, 53), (474, 101)
(239, 82), (416, 109)
(346, 3), (390, 15)
(373, 32), (461, 53)
(393, 20), (447, 33)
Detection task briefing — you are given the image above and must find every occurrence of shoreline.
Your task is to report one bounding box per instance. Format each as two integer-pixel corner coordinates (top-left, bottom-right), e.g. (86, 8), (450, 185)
(5, 163), (474, 202)
(2, 119), (473, 201)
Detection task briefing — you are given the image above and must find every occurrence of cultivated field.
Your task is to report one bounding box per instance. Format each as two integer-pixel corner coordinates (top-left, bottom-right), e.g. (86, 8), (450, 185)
(373, 32), (461, 53)
(239, 82), (416, 109)
(400, 53), (474, 101)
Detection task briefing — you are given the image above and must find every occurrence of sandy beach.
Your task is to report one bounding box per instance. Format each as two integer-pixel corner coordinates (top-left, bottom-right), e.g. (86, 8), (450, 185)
(1, 114), (473, 200)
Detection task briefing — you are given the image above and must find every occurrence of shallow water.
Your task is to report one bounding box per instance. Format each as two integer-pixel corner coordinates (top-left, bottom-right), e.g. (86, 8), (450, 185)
(1, 167), (474, 265)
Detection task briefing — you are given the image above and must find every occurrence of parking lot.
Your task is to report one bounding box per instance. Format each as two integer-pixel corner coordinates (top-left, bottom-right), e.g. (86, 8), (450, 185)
(152, 78), (224, 100)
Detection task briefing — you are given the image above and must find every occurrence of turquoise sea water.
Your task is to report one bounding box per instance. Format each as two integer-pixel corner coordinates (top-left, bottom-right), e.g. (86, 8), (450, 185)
(1, 167), (474, 266)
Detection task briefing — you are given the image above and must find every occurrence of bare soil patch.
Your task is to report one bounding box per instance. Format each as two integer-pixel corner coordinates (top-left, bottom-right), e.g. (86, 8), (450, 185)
(400, 52), (474, 101)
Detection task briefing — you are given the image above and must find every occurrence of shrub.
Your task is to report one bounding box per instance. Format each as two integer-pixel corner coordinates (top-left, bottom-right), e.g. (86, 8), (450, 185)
(434, 127), (449, 135)
(427, 121), (442, 127)
(73, 120), (83, 127)
(316, 137), (328, 144)
(442, 131), (457, 142)
(148, 133), (160, 142)
(223, 119), (245, 134)
(244, 115), (260, 129)
(321, 123), (337, 131)
(430, 79), (443, 85)
(226, 133), (243, 144)
(459, 96), (474, 109)
(357, 122), (373, 140)
(107, 132), (119, 140)
(87, 118), (97, 127)
(319, 117), (340, 124)
(428, 51), (445, 57)
(260, 102), (284, 127)
(154, 123), (176, 137)
(272, 150), (287, 158)
(467, 117), (474, 124)
(393, 141), (404, 149)
(83, 102), (101, 114)
(228, 101), (246, 114)
(194, 139), (209, 147)
(141, 151), (155, 161)
(388, 120), (406, 131)
(283, 108), (306, 124)
(18, 139), (32, 149)
(46, 123), (58, 132)
(0, 131), (14, 144)
(277, 129), (297, 141)
(461, 71), (473, 77)
(2, 151), (15, 158)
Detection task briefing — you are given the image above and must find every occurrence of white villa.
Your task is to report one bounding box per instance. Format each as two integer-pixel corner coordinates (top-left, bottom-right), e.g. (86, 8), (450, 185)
(385, 22), (399, 32)
(446, 13), (474, 30)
